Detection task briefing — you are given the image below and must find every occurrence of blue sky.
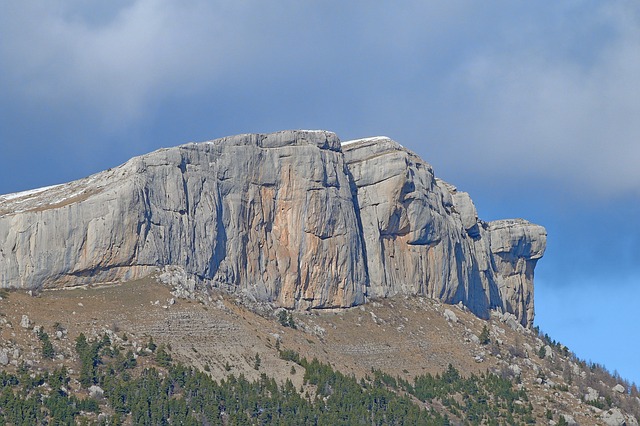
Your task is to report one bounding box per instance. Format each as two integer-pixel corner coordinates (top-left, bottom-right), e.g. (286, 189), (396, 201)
(1, 1), (639, 384)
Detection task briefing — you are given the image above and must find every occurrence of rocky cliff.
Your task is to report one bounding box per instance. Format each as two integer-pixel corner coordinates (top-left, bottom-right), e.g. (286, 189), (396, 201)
(0, 130), (546, 325)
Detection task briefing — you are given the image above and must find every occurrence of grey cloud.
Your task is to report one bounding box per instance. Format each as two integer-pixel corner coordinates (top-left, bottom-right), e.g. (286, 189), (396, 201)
(438, 3), (640, 197)
(1, 1), (270, 123)
(0, 1), (471, 123)
(1, 1), (639, 199)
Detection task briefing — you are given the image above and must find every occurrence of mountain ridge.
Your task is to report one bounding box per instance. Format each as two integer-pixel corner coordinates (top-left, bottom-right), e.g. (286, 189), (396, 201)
(0, 130), (546, 326)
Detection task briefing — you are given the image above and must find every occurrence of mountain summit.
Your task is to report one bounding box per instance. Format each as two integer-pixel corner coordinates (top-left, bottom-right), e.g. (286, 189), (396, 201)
(0, 130), (545, 326)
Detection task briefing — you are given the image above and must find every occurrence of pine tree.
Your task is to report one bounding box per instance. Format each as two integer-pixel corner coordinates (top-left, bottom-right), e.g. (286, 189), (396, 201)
(277, 310), (289, 327)
(147, 337), (157, 352)
(42, 338), (55, 359)
(479, 325), (490, 345)
(538, 346), (546, 359)
(287, 313), (296, 329)
(39, 330), (55, 359)
(75, 333), (88, 354)
(155, 344), (172, 368)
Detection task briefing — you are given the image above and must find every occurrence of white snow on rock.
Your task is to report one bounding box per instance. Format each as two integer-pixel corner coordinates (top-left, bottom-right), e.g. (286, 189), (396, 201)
(341, 136), (395, 147)
(0, 184), (63, 201)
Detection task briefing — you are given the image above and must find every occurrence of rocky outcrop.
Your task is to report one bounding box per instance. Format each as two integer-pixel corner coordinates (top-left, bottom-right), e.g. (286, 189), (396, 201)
(602, 407), (633, 426)
(343, 137), (545, 325)
(0, 131), (366, 310)
(585, 387), (599, 402)
(0, 130), (546, 325)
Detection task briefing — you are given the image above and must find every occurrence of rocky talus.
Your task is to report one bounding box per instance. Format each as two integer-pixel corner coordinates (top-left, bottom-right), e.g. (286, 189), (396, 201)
(0, 130), (546, 325)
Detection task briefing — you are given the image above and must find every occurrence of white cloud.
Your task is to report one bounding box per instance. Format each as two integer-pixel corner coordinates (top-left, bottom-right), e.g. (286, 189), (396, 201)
(0, 1), (472, 125)
(0, 1), (263, 123)
(2, 1), (639, 198)
(443, 3), (640, 197)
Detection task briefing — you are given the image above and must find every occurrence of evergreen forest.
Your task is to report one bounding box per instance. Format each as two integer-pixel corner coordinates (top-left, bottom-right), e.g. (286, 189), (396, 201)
(0, 332), (549, 425)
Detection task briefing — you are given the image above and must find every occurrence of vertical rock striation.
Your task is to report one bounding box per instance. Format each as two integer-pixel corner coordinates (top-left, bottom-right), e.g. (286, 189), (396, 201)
(0, 130), (545, 325)
(342, 137), (545, 326)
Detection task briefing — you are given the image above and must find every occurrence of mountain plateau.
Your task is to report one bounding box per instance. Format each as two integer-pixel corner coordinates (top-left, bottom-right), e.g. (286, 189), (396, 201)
(0, 130), (546, 326)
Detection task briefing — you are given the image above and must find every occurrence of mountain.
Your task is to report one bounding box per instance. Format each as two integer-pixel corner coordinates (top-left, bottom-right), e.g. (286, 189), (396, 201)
(0, 277), (638, 425)
(1, 131), (639, 424)
(0, 130), (545, 326)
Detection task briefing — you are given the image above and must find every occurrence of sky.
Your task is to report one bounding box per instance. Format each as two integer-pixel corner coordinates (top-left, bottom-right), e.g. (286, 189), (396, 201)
(1, 1), (639, 384)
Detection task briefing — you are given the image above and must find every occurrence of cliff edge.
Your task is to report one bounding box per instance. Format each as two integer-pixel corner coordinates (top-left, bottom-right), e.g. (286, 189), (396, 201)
(0, 130), (546, 326)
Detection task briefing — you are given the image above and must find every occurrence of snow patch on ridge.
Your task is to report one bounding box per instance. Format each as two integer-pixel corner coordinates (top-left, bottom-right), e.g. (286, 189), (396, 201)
(0, 184), (63, 201)
(0, 173), (107, 217)
(341, 136), (402, 147)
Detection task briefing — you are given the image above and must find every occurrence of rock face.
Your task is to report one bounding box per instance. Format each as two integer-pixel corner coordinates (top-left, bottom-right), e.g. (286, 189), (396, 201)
(613, 384), (627, 394)
(343, 137), (545, 325)
(602, 407), (629, 426)
(0, 131), (546, 325)
(20, 315), (30, 329)
(585, 387), (599, 402)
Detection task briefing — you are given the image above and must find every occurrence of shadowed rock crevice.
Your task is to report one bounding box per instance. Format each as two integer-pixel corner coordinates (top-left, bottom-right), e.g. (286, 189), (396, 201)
(0, 130), (546, 326)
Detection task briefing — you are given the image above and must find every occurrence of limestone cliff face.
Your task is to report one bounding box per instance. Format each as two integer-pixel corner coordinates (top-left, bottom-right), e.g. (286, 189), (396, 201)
(0, 130), (546, 325)
(342, 137), (545, 326)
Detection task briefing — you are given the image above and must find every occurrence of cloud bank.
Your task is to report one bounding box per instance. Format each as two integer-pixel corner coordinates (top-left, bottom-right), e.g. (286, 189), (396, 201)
(444, 3), (640, 197)
(2, 1), (639, 198)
